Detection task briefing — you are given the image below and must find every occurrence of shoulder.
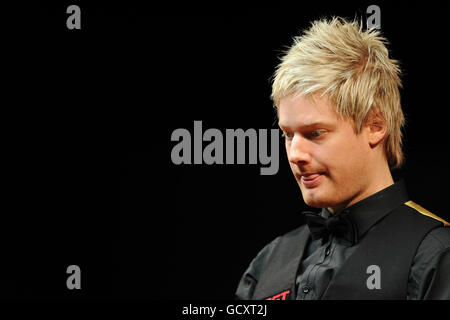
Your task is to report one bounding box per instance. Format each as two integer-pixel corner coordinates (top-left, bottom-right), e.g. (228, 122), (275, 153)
(251, 225), (306, 271)
(403, 200), (450, 227)
(235, 226), (306, 299)
(243, 224), (308, 281)
(402, 200), (450, 249)
(404, 200), (450, 258)
(408, 226), (450, 299)
(414, 227), (450, 266)
(421, 227), (450, 249)
(405, 201), (450, 299)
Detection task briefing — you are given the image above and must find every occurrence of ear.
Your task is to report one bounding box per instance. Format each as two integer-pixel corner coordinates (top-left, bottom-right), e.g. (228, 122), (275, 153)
(365, 111), (387, 147)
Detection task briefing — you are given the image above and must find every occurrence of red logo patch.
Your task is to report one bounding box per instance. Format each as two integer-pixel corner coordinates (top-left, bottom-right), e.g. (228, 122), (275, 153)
(265, 289), (290, 300)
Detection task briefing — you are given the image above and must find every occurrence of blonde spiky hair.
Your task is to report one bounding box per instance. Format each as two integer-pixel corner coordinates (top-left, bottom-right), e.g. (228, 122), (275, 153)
(272, 17), (405, 169)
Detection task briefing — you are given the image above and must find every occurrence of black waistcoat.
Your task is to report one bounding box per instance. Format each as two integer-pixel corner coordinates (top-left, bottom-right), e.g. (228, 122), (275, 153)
(252, 203), (444, 300)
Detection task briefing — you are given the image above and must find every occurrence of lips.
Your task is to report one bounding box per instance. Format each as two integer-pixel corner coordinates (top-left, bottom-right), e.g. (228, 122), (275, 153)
(300, 173), (323, 188)
(302, 173), (321, 180)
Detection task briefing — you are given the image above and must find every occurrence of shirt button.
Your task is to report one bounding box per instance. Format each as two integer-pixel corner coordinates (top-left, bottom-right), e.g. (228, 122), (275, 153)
(302, 286), (310, 294)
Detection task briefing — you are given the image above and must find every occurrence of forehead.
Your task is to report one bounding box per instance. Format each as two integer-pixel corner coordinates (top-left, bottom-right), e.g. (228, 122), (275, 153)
(278, 93), (338, 128)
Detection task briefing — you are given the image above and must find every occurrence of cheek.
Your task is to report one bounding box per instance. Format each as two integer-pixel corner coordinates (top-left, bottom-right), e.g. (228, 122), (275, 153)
(289, 161), (297, 175)
(320, 136), (367, 176)
(284, 141), (290, 159)
(347, 136), (371, 167)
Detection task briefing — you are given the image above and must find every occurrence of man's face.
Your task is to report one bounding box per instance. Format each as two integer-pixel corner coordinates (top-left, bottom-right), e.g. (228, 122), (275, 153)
(278, 93), (372, 213)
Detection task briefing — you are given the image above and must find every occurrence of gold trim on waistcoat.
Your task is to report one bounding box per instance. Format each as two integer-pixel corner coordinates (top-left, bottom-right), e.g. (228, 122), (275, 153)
(405, 200), (450, 227)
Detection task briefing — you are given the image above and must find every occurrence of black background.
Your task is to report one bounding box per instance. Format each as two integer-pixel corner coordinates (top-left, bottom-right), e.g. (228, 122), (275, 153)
(5, 1), (450, 301)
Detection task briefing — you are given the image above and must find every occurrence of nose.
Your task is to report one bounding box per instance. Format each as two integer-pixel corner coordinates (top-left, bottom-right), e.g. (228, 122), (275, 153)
(287, 134), (312, 165)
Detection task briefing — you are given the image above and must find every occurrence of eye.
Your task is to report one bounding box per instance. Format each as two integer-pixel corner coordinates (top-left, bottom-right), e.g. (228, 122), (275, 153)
(281, 131), (293, 139)
(309, 130), (326, 139)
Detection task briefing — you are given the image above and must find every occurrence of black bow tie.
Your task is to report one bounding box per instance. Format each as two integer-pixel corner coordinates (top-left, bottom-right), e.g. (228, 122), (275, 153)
(302, 210), (358, 245)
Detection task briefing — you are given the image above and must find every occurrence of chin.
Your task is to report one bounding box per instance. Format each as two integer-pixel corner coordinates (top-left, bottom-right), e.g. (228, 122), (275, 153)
(302, 194), (324, 208)
(301, 188), (332, 208)
(303, 198), (328, 208)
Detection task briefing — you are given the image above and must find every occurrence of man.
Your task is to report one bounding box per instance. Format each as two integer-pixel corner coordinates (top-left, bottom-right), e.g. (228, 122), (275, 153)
(235, 17), (450, 300)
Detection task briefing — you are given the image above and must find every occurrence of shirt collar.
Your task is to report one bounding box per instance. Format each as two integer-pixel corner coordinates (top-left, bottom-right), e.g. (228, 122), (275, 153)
(320, 179), (410, 243)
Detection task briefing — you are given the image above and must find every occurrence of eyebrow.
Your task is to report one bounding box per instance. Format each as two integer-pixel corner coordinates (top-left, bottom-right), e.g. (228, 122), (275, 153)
(278, 121), (333, 130)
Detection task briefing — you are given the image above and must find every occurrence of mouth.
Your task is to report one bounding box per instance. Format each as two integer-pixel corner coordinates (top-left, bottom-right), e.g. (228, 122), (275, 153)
(299, 172), (324, 188)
